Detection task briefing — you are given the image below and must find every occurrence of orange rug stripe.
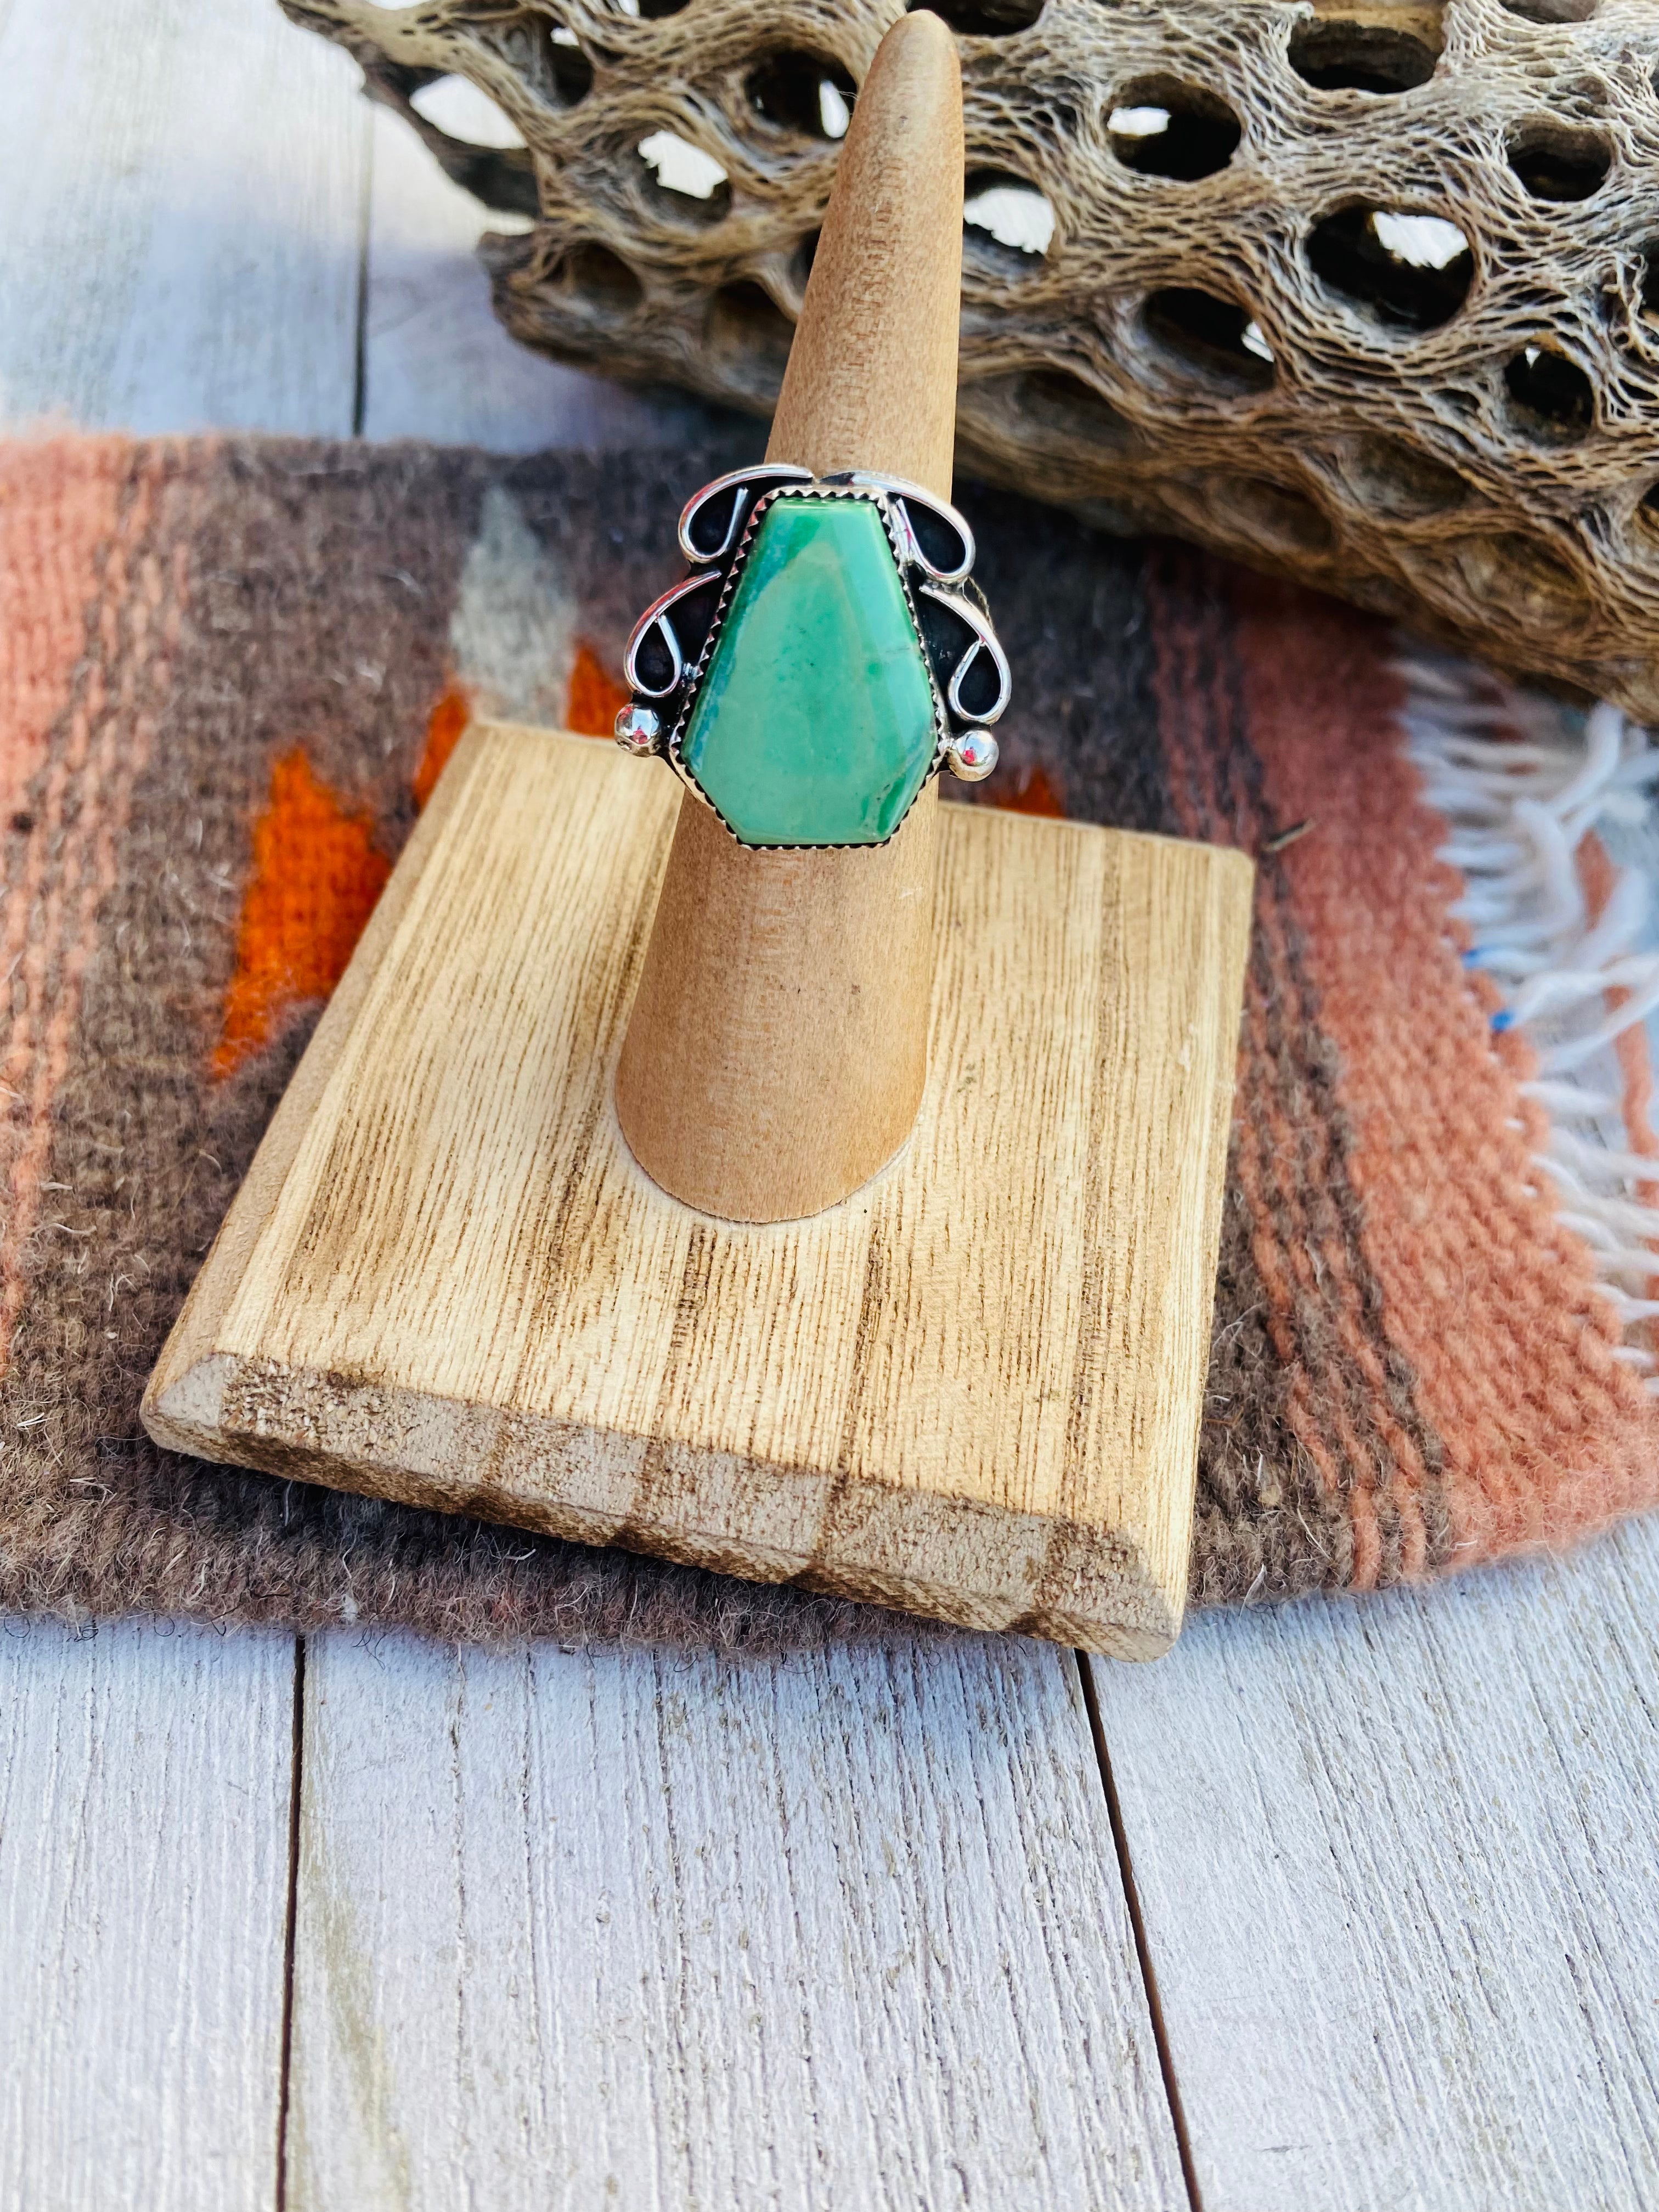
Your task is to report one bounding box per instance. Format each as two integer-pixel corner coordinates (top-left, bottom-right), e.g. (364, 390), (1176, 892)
(989, 762), (1065, 818)
(413, 680), (472, 811)
(566, 640), (631, 738)
(215, 749), (391, 1077)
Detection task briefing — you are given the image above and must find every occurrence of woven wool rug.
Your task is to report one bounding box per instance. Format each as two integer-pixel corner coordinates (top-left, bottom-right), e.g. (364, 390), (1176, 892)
(4, 430), (1658, 1645)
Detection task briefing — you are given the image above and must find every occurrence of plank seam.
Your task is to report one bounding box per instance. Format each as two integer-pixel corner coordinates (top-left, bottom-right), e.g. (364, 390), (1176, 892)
(274, 1634), (307, 2212)
(352, 122), (373, 439)
(1078, 1650), (1205, 2212)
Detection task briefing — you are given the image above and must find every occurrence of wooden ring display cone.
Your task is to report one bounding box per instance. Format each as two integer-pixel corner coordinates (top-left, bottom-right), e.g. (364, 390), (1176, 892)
(142, 16), (1255, 1656)
(616, 10), (963, 1225)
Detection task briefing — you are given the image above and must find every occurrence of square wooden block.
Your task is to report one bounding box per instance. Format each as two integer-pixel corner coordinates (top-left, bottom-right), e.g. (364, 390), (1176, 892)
(145, 723), (1252, 1657)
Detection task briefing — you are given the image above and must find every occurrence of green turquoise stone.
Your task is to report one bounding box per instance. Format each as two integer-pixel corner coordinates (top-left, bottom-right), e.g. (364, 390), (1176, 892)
(679, 497), (938, 847)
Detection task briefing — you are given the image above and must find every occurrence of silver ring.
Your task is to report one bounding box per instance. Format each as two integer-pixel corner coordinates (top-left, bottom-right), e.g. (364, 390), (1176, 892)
(613, 465), (1009, 849)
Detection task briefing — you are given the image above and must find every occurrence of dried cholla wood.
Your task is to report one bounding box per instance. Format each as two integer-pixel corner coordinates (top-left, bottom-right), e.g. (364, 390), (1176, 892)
(281, 0), (1659, 717)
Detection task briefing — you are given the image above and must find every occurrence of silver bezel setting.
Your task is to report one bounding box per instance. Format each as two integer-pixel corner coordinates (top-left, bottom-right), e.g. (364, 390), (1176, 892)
(617, 464), (1011, 849)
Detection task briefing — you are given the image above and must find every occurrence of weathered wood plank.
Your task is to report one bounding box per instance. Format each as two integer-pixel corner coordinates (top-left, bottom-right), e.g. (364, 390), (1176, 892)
(287, 1627), (1186, 2212)
(0, 1619), (296, 2211)
(1092, 1512), (1659, 2212)
(0, 0), (366, 435)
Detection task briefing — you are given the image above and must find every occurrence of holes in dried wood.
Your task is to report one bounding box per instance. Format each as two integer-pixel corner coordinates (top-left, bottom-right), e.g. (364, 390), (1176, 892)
(1500, 0), (1599, 19)
(1022, 368), (1135, 448)
(1287, 21), (1439, 94)
(448, 147), (539, 217)
(550, 241), (644, 317)
(1430, 532), (1589, 625)
(791, 230), (820, 296)
(1107, 77), (1242, 180)
(614, 0), (692, 17)
(452, 12), (594, 107)
(1332, 434), (1470, 518)
(706, 281), (795, 404)
(1506, 118), (1612, 201)
(1639, 486), (1659, 542)
(746, 52), (855, 139)
(1307, 204), (1472, 330)
(969, 368), (1137, 456)
(906, 0), (1047, 32)
(391, 63), (541, 217)
(1143, 289), (1276, 392)
(1211, 476), (1334, 554)
(296, 0), (1659, 716)
(1504, 342), (1595, 442)
(964, 172), (1056, 262)
(637, 130), (731, 218)
(543, 24), (595, 106)
(410, 76), (527, 148)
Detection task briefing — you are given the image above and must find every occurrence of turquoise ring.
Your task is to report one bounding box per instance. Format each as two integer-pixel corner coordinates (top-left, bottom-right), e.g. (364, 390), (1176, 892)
(614, 465), (1009, 849)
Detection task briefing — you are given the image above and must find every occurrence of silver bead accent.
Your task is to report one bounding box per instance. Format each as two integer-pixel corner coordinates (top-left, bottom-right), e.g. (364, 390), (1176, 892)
(946, 729), (999, 783)
(614, 702), (662, 756)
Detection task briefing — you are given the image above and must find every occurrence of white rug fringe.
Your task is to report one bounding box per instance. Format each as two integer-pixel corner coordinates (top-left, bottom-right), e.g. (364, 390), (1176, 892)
(1400, 652), (1659, 1391)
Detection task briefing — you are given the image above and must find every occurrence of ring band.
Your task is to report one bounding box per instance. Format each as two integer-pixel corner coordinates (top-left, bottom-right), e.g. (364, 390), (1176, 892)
(615, 465), (1009, 849)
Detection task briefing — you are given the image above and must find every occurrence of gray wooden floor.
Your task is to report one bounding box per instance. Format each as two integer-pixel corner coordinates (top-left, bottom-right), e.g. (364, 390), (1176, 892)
(2, 5), (1657, 2205)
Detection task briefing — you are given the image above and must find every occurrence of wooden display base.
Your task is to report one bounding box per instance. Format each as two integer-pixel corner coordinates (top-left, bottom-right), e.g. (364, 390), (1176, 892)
(143, 723), (1252, 1657)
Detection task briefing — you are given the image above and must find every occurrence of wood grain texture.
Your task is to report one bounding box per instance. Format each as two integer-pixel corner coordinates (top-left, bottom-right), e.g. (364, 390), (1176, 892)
(1092, 1509), (1659, 2211)
(0, 1619), (296, 2211)
(144, 720), (1253, 1654)
(286, 1627), (1186, 2212)
(0, 0), (366, 435)
(614, 10), (965, 1222)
